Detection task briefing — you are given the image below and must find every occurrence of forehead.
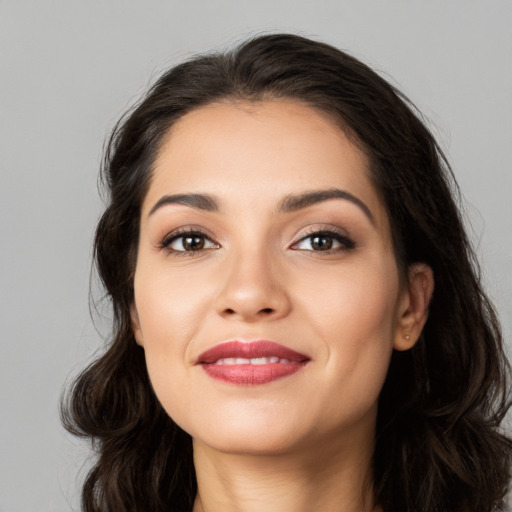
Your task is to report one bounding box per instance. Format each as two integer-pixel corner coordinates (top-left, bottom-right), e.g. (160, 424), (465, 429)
(144, 100), (387, 228)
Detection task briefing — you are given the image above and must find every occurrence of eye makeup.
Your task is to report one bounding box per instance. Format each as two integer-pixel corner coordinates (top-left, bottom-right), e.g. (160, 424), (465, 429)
(158, 224), (356, 258)
(291, 226), (356, 254)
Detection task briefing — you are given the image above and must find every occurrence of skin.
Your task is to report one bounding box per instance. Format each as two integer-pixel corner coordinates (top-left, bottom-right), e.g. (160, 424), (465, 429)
(131, 100), (434, 512)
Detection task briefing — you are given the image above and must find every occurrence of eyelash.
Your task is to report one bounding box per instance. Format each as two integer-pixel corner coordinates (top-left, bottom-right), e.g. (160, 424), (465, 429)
(292, 227), (356, 254)
(159, 228), (219, 257)
(159, 227), (356, 256)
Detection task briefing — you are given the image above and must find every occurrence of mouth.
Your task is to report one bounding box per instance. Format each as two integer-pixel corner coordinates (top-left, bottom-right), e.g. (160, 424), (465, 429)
(197, 340), (310, 385)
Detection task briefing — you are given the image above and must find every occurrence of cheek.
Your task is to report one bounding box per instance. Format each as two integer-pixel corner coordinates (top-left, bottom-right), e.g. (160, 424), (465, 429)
(301, 257), (400, 338)
(132, 258), (222, 427)
(298, 259), (400, 400)
(134, 261), (213, 349)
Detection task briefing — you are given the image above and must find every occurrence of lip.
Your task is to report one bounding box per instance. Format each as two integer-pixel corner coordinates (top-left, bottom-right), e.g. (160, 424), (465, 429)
(197, 340), (310, 385)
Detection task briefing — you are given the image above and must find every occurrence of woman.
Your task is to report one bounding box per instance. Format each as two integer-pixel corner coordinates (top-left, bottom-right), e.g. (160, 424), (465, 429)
(62, 34), (512, 512)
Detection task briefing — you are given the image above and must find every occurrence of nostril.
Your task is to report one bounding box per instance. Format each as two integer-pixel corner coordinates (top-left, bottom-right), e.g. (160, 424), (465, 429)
(260, 308), (274, 314)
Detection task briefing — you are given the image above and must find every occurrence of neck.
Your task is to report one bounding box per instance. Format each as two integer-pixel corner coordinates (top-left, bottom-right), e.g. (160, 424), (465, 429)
(192, 429), (379, 512)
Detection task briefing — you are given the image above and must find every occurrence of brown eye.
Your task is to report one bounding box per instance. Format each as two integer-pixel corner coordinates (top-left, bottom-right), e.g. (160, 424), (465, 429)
(310, 235), (333, 251)
(162, 231), (219, 253)
(292, 230), (356, 252)
(182, 235), (205, 251)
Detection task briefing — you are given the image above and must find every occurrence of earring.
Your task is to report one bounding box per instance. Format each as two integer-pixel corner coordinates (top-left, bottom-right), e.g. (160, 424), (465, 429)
(403, 334), (411, 341)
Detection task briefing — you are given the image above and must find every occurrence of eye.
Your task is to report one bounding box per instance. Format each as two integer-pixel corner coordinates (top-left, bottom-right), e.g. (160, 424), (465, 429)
(160, 230), (219, 254)
(292, 230), (355, 253)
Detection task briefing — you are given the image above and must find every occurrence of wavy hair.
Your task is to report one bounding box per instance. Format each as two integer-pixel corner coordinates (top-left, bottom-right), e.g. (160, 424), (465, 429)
(61, 33), (512, 512)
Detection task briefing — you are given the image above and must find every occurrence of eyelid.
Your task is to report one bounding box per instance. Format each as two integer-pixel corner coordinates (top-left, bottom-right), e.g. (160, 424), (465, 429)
(290, 225), (356, 251)
(159, 226), (220, 254)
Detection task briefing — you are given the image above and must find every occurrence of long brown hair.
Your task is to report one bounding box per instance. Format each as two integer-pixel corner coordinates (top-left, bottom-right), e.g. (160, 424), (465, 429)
(61, 34), (512, 512)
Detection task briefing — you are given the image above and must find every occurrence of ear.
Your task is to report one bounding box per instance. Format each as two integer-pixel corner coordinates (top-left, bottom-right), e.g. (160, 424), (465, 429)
(394, 263), (434, 351)
(130, 303), (144, 347)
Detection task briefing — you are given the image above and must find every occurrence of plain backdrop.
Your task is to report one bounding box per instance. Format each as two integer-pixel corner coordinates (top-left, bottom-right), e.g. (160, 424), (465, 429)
(1, 1), (511, 510)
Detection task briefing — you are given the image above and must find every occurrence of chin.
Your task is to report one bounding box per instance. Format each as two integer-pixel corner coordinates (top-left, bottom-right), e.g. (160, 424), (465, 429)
(177, 405), (307, 456)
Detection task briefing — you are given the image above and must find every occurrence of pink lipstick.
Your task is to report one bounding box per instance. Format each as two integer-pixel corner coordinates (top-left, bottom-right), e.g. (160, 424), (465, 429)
(197, 340), (309, 385)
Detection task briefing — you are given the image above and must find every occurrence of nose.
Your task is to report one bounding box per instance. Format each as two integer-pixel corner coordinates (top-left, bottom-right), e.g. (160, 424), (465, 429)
(214, 247), (292, 323)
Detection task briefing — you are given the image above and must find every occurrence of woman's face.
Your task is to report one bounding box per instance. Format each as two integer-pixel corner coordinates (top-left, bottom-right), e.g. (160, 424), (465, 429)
(132, 100), (415, 455)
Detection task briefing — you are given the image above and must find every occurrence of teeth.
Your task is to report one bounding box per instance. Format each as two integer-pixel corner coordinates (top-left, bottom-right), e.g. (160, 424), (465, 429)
(213, 357), (295, 365)
(251, 357), (268, 365)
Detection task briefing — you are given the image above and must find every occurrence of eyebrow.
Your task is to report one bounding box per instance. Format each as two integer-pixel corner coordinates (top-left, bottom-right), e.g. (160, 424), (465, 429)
(277, 188), (374, 224)
(148, 193), (219, 216)
(148, 188), (374, 224)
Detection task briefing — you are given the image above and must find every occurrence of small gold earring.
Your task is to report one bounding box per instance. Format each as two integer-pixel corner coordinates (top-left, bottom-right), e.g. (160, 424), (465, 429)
(404, 334), (411, 341)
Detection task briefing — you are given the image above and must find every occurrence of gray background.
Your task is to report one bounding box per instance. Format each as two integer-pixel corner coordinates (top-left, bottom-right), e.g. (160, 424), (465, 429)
(1, 1), (511, 510)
